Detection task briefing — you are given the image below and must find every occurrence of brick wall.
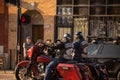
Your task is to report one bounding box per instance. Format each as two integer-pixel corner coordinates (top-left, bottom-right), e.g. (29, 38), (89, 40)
(22, 0), (56, 42)
(0, 0), (8, 53)
(44, 15), (55, 41)
(7, 0), (56, 69)
(8, 0), (56, 49)
(22, 0), (56, 16)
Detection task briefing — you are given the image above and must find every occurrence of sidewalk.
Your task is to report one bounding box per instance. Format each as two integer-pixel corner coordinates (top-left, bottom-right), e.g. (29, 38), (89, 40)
(0, 70), (15, 80)
(0, 70), (116, 80)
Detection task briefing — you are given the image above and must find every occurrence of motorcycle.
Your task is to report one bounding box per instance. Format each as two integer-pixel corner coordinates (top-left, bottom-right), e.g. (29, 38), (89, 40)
(85, 63), (109, 80)
(15, 54), (52, 80)
(56, 62), (109, 80)
(15, 47), (109, 80)
(15, 58), (93, 80)
(15, 45), (92, 80)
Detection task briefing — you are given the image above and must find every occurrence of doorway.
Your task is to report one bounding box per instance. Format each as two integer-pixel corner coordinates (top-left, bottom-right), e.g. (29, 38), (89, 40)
(32, 25), (44, 43)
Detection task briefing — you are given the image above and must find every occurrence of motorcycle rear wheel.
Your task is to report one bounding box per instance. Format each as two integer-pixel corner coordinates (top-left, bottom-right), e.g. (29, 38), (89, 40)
(15, 66), (33, 80)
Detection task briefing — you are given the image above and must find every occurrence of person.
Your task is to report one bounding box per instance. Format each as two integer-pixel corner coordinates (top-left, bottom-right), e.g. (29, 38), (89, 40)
(45, 39), (52, 45)
(73, 31), (88, 62)
(23, 36), (33, 59)
(44, 39), (53, 55)
(30, 39), (45, 61)
(26, 39), (46, 79)
(44, 33), (73, 80)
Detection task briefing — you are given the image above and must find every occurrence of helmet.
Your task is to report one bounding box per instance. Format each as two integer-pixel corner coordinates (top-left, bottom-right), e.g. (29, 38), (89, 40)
(75, 32), (83, 39)
(63, 33), (71, 40)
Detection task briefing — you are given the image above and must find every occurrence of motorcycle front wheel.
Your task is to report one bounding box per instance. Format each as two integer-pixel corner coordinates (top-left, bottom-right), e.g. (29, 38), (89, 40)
(15, 66), (33, 80)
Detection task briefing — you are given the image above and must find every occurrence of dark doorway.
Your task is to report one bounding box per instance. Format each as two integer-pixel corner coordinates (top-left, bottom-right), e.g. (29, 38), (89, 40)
(32, 25), (44, 43)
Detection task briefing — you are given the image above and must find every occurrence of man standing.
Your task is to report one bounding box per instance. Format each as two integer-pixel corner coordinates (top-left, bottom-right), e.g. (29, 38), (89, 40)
(23, 36), (33, 59)
(44, 33), (73, 80)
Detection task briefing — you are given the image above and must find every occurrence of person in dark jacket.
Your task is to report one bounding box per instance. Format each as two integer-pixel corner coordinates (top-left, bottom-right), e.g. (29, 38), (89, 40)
(44, 33), (73, 80)
(26, 39), (45, 79)
(73, 31), (87, 62)
(30, 39), (45, 61)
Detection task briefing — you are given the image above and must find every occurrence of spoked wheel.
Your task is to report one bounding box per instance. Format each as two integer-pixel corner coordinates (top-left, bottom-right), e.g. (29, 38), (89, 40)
(117, 70), (120, 80)
(15, 66), (33, 80)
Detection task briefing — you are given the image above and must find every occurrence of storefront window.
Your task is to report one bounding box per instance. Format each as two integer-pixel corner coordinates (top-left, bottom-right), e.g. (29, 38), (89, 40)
(56, 0), (120, 40)
(58, 27), (71, 40)
(57, 6), (73, 26)
(57, 7), (72, 15)
(57, 16), (73, 26)
(74, 17), (88, 40)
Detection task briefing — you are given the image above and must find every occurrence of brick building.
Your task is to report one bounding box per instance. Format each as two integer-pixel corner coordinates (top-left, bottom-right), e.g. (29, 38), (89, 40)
(0, 0), (8, 53)
(0, 0), (120, 69)
(1, 0), (56, 69)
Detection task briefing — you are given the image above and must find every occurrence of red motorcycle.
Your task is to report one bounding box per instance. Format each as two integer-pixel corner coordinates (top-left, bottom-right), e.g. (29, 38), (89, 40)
(15, 54), (52, 80)
(15, 48), (108, 80)
(15, 54), (93, 80)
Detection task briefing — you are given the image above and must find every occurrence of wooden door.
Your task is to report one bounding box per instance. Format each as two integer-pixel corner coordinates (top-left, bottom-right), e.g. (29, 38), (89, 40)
(32, 25), (44, 43)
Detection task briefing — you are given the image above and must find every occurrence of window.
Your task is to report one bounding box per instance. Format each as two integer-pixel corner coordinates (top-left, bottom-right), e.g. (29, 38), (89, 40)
(56, 0), (120, 40)
(57, 0), (72, 5)
(74, 17), (88, 40)
(90, 6), (105, 15)
(57, 6), (73, 26)
(57, 7), (72, 15)
(57, 16), (73, 26)
(89, 17), (120, 38)
(74, 0), (89, 5)
(107, 6), (120, 15)
(74, 7), (88, 15)
(58, 27), (71, 40)
(90, 0), (106, 5)
(108, 0), (120, 4)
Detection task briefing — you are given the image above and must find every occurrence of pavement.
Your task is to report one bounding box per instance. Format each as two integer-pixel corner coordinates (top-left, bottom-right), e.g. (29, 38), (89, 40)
(0, 70), (15, 80)
(0, 70), (117, 80)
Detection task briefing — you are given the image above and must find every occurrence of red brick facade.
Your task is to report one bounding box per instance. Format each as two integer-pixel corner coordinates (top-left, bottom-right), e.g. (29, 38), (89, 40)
(0, 0), (8, 53)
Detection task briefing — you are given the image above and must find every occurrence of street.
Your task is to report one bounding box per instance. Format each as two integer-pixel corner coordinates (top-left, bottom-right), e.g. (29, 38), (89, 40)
(0, 70), (15, 80)
(0, 70), (117, 80)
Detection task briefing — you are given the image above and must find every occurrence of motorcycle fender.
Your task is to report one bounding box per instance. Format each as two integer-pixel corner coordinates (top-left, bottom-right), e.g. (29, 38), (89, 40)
(16, 60), (30, 67)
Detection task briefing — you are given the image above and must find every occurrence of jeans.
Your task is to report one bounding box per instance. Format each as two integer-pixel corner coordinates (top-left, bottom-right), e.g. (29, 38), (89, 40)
(44, 58), (59, 80)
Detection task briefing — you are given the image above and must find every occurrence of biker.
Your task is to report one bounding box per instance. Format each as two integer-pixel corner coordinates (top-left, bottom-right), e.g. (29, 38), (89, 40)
(26, 39), (46, 79)
(73, 31), (88, 62)
(44, 33), (73, 80)
(30, 39), (45, 61)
